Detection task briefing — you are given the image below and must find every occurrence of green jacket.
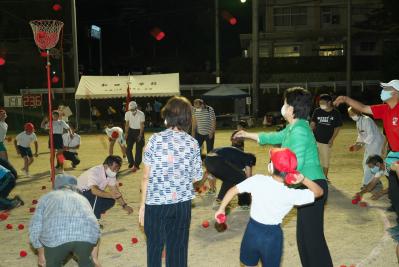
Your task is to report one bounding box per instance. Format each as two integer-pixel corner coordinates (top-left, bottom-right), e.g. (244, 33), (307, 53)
(258, 119), (326, 181)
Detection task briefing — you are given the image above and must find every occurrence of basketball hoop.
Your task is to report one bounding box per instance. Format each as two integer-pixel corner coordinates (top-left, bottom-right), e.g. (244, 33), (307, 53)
(29, 20), (64, 50)
(29, 20), (64, 186)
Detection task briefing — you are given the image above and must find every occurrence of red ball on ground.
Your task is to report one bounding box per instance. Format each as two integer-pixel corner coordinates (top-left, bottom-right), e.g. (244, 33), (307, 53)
(18, 224), (24, 230)
(32, 199), (38, 205)
(119, 182), (123, 186)
(19, 250), (27, 257)
(0, 212), (8, 221)
(0, 57), (5, 66)
(131, 237), (138, 244)
(116, 243), (123, 252)
(351, 199), (359, 205)
(216, 213), (226, 224)
(6, 224), (13, 229)
(41, 186), (46, 190)
(29, 207), (35, 213)
(52, 4), (62, 11)
(202, 220), (209, 228)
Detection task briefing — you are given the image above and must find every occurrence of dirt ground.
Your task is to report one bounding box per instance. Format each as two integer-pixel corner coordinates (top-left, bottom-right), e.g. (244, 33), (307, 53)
(1, 125), (398, 267)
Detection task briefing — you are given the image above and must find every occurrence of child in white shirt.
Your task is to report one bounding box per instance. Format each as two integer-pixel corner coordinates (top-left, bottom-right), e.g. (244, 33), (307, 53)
(14, 123), (38, 177)
(215, 148), (323, 267)
(104, 124), (127, 160)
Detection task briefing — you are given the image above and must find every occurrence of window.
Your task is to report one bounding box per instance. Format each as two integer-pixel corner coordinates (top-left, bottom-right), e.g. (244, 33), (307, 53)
(359, 42), (376, 52)
(319, 44), (344, 56)
(321, 7), (340, 25)
(274, 7), (307, 26)
(274, 46), (300, 57)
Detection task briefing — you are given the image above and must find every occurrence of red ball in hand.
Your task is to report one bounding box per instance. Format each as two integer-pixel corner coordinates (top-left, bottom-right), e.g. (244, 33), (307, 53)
(0, 212), (8, 221)
(116, 243), (123, 252)
(351, 199), (359, 205)
(202, 220), (209, 228)
(216, 213), (226, 224)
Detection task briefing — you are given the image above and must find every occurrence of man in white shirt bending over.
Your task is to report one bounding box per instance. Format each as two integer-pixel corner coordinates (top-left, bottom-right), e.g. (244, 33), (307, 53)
(124, 101), (145, 172)
(62, 123), (81, 168)
(105, 123), (127, 160)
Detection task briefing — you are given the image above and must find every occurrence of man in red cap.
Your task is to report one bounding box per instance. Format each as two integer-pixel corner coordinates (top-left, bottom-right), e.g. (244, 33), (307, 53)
(104, 123), (127, 160)
(13, 123), (38, 177)
(215, 148), (324, 267)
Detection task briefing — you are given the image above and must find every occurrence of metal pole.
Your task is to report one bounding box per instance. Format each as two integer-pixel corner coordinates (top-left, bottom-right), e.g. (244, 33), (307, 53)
(71, 0), (79, 87)
(99, 31), (103, 75)
(346, 0), (352, 96)
(252, 0), (259, 117)
(46, 50), (55, 186)
(215, 0), (220, 84)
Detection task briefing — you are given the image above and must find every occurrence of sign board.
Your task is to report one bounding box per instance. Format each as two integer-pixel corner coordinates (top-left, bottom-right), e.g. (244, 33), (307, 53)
(4, 95), (22, 108)
(22, 94), (42, 108)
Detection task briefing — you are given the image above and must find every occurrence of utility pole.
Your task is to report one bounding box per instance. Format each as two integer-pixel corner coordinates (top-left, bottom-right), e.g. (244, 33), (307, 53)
(215, 0), (220, 84)
(71, 0), (79, 87)
(252, 0), (259, 117)
(346, 0), (352, 96)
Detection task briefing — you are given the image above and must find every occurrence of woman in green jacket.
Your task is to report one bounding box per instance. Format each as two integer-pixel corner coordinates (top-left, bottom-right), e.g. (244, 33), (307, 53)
(234, 87), (332, 267)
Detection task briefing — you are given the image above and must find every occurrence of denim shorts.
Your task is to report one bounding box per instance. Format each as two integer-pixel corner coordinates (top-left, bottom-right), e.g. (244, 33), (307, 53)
(240, 218), (283, 267)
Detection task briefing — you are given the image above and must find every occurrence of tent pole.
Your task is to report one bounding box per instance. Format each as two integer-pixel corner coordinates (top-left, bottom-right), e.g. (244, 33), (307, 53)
(75, 99), (79, 129)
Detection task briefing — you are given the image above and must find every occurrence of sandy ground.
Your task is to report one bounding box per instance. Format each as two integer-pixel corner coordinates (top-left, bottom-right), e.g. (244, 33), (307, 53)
(0, 126), (398, 267)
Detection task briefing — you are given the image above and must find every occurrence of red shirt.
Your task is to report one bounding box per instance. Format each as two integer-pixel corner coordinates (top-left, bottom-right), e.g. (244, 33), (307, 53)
(371, 103), (399, 151)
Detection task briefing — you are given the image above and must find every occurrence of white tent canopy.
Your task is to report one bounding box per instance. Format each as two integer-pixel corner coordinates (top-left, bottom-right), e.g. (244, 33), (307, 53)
(75, 73), (180, 99)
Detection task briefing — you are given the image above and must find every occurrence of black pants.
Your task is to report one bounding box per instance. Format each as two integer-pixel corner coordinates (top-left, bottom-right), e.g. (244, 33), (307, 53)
(195, 133), (214, 154)
(63, 151), (80, 166)
(296, 179), (332, 267)
(0, 173), (16, 210)
(387, 171), (399, 222)
(82, 190), (115, 219)
(204, 155), (251, 206)
(144, 200), (191, 267)
(126, 128), (144, 168)
(44, 241), (95, 267)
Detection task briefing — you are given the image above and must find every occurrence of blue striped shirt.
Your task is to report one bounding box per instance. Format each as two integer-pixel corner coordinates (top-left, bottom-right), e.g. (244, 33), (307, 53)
(143, 128), (203, 205)
(29, 189), (100, 248)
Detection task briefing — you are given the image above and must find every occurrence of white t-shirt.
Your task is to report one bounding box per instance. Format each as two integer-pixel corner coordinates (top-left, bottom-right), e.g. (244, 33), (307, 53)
(78, 165), (116, 191)
(62, 133), (81, 153)
(105, 127), (125, 145)
(16, 131), (37, 148)
(0, 121), (8, 141)
(236, 174), (315, 225)
(124, 110), (145, 129)
(46, 120), (69, 134)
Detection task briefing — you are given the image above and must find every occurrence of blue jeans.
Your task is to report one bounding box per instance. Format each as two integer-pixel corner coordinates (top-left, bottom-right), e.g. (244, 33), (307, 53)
(240, 218), (282, 267)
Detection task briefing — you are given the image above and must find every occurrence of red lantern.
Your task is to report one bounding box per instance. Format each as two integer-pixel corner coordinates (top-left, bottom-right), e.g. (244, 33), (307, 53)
(52, 75), (59, 84)
(0, 57), (5, 66)
(229, 17), (237, 25)
(150, 27), (165, 41)
(52, 4), (62, 11)
(221, 10), (237, 26)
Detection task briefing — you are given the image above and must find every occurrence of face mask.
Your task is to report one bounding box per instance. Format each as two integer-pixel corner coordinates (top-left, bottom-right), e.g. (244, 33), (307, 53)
(320, 104), (328, 110)
(105, 168), (117, 178)
(280, 104), (287, 118)
(351, 115), (359, 121)
(370, 166), (380, 174)
(380, 90), (392, 102)
(267, 162), (274, 174)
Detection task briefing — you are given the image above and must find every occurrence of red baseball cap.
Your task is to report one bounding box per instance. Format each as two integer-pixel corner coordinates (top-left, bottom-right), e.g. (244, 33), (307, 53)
(24, 123), (35, 132)
(111, 131), (119, 139)
(270, 148), (298, 173)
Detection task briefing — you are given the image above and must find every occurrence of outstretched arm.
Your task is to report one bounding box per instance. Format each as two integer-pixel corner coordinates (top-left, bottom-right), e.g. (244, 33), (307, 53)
(333, 96), (372, 115)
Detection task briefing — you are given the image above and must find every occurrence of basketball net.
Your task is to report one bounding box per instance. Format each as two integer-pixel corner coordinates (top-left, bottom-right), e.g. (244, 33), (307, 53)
(29, 20), (64, 186)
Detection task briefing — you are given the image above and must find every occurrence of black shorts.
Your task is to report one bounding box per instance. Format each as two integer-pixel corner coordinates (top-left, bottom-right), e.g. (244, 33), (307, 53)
(17, 145), (33, 158)
(49, 134), (64, 150)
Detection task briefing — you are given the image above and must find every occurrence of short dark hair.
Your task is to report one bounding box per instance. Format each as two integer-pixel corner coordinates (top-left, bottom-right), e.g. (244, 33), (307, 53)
(366, 155), (383, 165)
(319, 94), (333, 102)
(52, 111), (60, 116)
(103, 155), (122, 167)
(284, 87), (312, 119)
(161, 96), (192, 131)
(238, 120), (248, 128)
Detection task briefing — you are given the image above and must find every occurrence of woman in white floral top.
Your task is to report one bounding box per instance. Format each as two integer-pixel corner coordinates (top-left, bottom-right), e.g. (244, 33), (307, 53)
(139, 96), (203, 267)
